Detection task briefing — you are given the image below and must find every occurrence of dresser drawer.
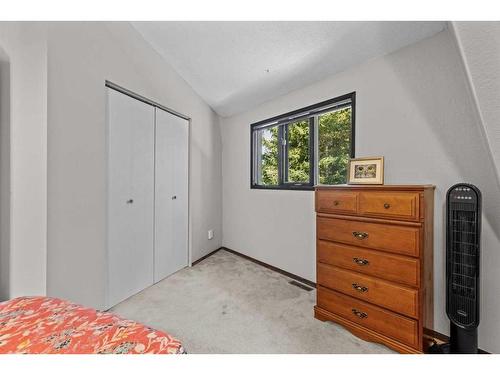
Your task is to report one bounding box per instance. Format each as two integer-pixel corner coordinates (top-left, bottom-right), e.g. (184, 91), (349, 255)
(317, 263), (418, 318)
(317, 240), (419, 286)
(358, 192), (420, 221)
(316, 189), (358, 215)
(317, 286), (419, 348)
(317, 217), (420, 257)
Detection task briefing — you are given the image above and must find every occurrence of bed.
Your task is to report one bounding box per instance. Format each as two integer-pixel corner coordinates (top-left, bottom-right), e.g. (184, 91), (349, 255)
(0, 296), (185, 354)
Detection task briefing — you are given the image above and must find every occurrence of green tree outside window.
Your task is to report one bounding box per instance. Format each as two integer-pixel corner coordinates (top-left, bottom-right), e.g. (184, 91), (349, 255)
(256, 105), (352, 187)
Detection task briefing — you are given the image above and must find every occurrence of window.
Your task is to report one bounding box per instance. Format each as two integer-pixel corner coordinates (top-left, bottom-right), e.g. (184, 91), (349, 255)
(253, 125), (280, 185)
(251, 92), (355, 190)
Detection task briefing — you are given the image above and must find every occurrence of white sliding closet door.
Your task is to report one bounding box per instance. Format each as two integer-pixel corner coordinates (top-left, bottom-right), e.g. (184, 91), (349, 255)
(107, 88), (155, 308)
(154, 108), (189, 282)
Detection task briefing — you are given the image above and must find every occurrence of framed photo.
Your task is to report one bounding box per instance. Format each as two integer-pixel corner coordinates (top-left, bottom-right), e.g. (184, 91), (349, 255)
(347, 157), (384, 185)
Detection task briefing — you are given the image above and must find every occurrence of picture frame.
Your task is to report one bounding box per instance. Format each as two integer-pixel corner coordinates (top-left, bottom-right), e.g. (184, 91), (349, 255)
(347, 157), (384, 185)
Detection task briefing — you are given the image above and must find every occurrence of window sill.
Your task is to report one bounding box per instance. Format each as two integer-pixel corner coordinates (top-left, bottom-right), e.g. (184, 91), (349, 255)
(250, 185), (315, 191)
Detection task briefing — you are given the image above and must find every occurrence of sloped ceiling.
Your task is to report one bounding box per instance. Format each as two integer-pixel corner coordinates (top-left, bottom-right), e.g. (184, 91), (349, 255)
(132, 21), (446, 117)
(451, 22), (500, 182)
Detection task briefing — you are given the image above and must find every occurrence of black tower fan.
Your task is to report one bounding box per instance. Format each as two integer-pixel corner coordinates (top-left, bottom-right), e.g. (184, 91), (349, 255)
(445, 183), (481, 353)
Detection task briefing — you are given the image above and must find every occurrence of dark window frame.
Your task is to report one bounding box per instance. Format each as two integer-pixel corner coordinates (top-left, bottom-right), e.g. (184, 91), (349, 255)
(250, 92), (356, 191)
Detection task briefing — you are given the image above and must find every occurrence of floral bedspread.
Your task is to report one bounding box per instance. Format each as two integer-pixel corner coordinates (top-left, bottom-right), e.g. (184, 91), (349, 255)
(0, 296), (184, 354)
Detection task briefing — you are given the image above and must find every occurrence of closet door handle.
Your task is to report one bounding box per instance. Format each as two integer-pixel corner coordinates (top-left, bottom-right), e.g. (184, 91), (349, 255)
(171, 196), (177, 200)
(126, 199), (134, 204)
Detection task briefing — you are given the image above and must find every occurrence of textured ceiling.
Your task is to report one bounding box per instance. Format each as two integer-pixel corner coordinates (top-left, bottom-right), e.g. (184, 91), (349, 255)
(132, 21), (446, 117)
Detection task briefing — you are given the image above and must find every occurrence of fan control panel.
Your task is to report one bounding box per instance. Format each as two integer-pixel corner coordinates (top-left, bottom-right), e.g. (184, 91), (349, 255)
(449, 186), (478, 203)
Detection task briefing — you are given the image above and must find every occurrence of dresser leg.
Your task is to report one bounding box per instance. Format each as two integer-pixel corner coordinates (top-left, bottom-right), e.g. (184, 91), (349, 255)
(314, 306), (328, 321)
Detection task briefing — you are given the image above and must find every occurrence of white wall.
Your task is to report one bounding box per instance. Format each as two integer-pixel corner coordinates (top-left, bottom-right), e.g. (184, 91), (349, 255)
(0, 23), (48, 300)
(0, 44), (10, 300)
(221, 29), (500, 353)
(45, 22), (222, 310)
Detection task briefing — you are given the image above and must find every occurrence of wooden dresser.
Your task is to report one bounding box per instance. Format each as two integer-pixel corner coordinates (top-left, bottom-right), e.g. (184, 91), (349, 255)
(314, 185), (434, 353)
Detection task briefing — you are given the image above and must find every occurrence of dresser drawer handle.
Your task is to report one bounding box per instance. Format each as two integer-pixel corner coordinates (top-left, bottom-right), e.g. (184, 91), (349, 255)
(352, 283), (368, 293)
(333, 200), (340, 206)
(352, 231), (368, 240)
(353, 257), (369, 266)
(384, 203), (391, 209)
(352, 309), (368, 319)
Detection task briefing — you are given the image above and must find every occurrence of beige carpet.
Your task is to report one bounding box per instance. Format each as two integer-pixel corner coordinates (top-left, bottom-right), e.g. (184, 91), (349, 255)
(110, 250), (394, 354)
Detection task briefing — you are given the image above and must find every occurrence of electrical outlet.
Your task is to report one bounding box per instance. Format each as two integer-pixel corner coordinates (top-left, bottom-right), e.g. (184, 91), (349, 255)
(208, 230), (214, 240)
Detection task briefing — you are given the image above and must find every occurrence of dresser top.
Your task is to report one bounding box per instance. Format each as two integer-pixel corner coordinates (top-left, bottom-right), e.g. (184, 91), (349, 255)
(315, 184), (435, 191)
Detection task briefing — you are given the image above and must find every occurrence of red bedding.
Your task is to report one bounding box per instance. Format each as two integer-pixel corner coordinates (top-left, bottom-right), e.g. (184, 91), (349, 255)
(0, 296), (185, 354)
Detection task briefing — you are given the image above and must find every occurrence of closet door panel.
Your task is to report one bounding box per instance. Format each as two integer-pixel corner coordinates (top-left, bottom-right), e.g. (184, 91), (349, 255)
(154, 108), (189, 282)
(107, 88), (155, 308)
